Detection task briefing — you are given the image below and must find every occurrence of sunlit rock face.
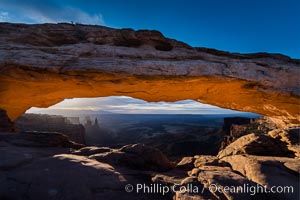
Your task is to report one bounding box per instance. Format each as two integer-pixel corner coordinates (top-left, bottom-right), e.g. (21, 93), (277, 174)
(0, 23), (299, 126)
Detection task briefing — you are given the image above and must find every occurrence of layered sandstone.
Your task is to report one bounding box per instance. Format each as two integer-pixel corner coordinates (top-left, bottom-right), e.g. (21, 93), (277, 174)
(0, 23), (299, 126)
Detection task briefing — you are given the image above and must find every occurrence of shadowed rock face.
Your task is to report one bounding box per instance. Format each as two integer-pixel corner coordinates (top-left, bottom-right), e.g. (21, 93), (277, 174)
(15, 113), (86, 144)
(0, 131), (84, 149)
(0, 23), (299, 126)
(219, 116), (279, 150)
(0, 109), (16, 132)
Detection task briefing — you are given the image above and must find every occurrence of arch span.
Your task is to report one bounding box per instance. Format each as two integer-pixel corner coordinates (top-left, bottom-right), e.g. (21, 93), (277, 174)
(0, 23), (299, 126)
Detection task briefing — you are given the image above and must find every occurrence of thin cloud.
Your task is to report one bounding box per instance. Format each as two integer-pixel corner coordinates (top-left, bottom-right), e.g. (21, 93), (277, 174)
(0, 11), (9, 21)
(0, 0), (105, 25)
(27, 96), (249, 115)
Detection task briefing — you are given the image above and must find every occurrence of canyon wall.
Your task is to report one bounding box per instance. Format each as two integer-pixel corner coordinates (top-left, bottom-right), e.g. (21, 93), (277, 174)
(0, 23), (299, 126)
(15, 113), (86, 144)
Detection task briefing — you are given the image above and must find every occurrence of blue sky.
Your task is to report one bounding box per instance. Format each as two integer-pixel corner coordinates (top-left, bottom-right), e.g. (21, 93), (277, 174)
(1, 0), (297, 114)
(0, 0), (299, 58)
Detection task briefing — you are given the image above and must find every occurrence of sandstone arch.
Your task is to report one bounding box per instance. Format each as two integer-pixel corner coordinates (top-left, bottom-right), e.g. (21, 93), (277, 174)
(0, 23), (299, 126)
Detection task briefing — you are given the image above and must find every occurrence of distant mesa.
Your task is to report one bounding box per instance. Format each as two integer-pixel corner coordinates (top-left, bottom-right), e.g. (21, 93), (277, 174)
(15, 113), (86, 144)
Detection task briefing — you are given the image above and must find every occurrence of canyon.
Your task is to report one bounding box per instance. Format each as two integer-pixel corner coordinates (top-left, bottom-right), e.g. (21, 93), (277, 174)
(0, 111), (299, 199)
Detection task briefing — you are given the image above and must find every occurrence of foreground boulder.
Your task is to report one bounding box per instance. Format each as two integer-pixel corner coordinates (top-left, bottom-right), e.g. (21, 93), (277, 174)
(0, 154), (164, 200)
(0, 140), (71, 171)
(152, 154), (294, 200)
(221, 155), (299, 199)
(0, 139), (172, 200)
(217, 133), (295, 158)
(72, 146), (112, 156)
(88, 144), (174, 171)
(268, 128), (300, 158)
